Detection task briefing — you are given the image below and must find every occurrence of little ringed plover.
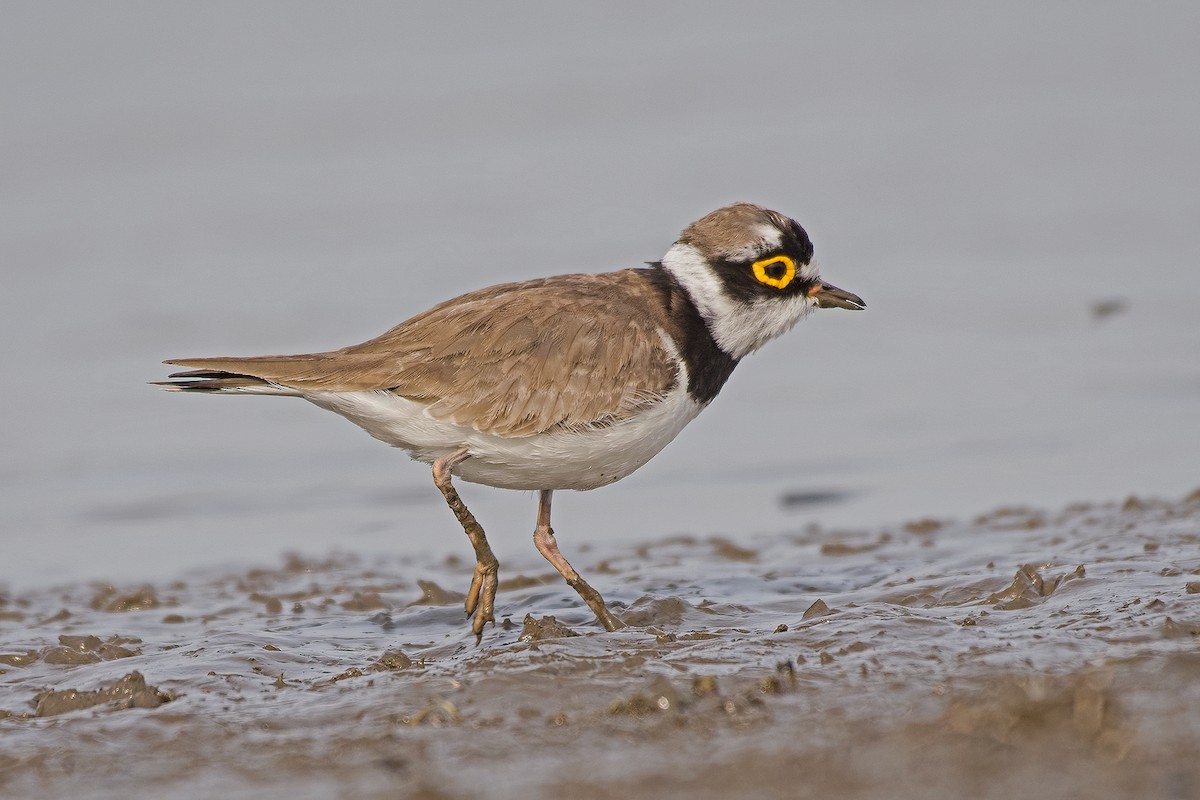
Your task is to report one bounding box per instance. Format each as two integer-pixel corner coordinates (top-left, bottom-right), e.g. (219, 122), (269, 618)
(159, 202), (865, 639)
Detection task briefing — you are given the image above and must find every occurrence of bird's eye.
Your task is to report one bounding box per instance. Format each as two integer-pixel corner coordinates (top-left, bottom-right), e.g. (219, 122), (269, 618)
(751, 255), (796, 289)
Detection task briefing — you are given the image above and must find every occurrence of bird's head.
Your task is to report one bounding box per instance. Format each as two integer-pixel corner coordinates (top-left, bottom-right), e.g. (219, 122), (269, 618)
(661, 203), (864, 359)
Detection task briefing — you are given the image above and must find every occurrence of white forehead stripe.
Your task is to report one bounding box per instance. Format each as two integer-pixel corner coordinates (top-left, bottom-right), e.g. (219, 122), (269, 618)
(719, 223), (785, 262)
(756, 223), (783, 249)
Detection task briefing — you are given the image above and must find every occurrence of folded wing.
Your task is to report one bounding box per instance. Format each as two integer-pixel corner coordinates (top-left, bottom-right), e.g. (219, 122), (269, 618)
(163, 271), (680, 437)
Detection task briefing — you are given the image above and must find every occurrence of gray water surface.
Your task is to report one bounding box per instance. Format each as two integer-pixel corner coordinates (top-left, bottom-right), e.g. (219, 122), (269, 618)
(1, 3), (1198, 590)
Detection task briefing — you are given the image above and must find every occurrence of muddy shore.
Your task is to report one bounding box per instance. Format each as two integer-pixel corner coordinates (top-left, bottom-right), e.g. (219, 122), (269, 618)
(2, 490), (1198, 799)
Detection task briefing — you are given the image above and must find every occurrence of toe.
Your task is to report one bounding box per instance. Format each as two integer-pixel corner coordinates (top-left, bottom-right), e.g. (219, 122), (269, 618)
(464, 566), (485, 616)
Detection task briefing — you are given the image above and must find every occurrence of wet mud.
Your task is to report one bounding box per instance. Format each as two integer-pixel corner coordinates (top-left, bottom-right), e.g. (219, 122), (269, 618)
(2, 490), (1199, 799)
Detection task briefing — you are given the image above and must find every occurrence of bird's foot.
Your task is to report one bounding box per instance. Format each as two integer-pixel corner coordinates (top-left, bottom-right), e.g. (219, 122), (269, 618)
(568, 577), (627, 632)
(594, 604), (627, 632)
(464, 560), (498, 642)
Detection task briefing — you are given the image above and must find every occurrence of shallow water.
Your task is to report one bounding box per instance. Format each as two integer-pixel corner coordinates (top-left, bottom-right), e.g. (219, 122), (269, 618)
(3, 490), (1198, 798)
(2, 3), (1199, 590)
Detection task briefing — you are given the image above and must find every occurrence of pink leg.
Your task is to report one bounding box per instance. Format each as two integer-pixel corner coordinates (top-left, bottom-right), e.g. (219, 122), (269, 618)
(532, 490), (625, 631)
(432, 449), (498, 642)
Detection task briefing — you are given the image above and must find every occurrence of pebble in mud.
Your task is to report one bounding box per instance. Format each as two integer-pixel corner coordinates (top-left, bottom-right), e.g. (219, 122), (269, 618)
(32, 671), (172, 717)
(10, 635), (142, 667)
(621, 596), (690, 627)
(370, 650), (415, 671)
(409, 580), (465, 606)
(611, 671), (797, 720)
(820, 539), (882, 556)
(518, 614), (579, 642)
(802, 599), (832, 620)
(708, 537), (757, 561)
(987, 564), (1086, 611)
(89, 585), (161, 612)
(0, 650), (38, 668)
(609, 677), (684, 717)
(248, 593), (284, 614)
(1162, 617), (1200, 638)
(340, 591), (388, 611)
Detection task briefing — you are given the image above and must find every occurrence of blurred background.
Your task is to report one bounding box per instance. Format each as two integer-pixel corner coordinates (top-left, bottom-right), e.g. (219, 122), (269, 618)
(2, 2), (1197, 590)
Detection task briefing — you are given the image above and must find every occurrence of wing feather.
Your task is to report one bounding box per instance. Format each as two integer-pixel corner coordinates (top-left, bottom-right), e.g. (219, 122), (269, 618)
(165, 270), (680, 437)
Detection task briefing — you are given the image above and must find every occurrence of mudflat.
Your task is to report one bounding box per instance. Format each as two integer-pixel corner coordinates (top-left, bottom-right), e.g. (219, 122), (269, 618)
(2, 490), (1198, 799)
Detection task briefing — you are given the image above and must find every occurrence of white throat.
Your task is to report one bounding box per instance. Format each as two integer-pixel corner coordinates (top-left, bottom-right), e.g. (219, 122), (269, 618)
(661, 242), (818, 360)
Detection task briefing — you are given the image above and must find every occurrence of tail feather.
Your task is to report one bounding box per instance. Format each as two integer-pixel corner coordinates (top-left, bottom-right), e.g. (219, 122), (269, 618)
(165, 368), (246, 379)
(159, 350), (405, 393)
(155, 367), (301, 395)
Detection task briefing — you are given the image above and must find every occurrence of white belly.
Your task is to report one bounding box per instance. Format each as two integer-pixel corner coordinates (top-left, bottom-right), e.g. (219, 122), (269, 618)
(303, 384), (705, 491)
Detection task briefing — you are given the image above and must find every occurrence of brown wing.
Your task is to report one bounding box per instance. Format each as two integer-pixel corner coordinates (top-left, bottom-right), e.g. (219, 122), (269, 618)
(165, 270), (680, 437)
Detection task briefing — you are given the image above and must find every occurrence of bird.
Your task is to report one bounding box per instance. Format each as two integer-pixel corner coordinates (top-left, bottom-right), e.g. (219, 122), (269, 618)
(159, 202), (865, 640)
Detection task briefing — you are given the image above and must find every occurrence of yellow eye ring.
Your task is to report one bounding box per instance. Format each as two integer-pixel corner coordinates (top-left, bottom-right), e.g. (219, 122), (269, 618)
(751, 255), (796, 289)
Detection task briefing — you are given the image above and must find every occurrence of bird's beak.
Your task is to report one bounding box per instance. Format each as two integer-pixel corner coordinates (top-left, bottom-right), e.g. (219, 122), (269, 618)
(809, 281), (866, 311)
